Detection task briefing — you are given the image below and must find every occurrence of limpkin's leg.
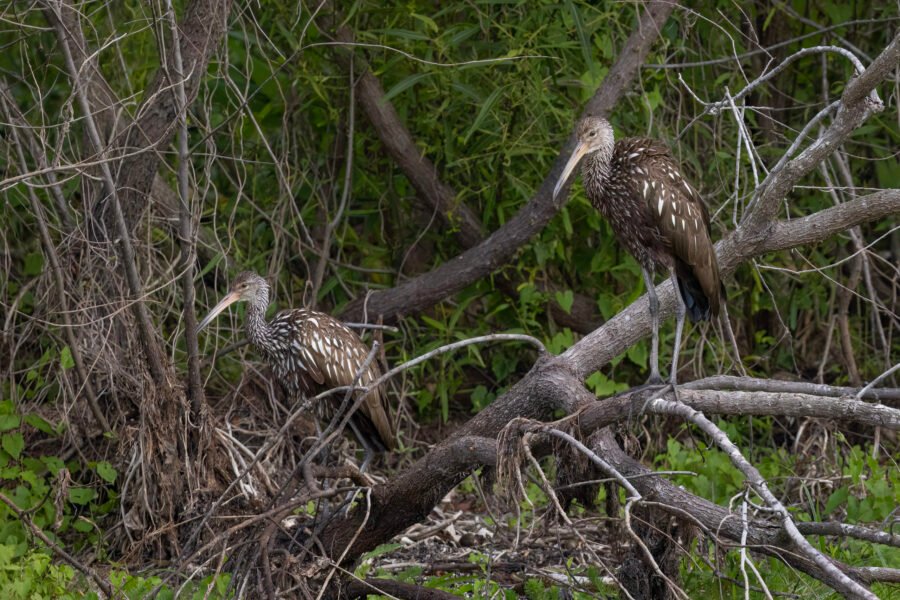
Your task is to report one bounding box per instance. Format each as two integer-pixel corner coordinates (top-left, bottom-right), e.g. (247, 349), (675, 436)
(669, 270), (687, 385)
(642, 267), (663, 385)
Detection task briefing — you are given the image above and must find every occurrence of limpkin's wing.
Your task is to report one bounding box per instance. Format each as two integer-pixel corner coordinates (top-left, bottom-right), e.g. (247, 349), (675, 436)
(288, 309), (396, 450)
(635, 144), (721, 319)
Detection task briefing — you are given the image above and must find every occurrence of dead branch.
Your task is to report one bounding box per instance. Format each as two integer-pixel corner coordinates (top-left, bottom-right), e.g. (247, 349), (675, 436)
(796, 522), (900, 549)
(684, 374), (900, 402)
(759, 190), (900, 257)
(40, 0), (231, 275)
(590, 430), (900, 591)
(318, 367), (900, 594)
(96, 0), (232, 233)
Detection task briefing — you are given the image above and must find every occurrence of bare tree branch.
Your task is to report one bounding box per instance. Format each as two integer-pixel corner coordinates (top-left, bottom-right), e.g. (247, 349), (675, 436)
(40, 0), (231, 274)
(573, 383), (900, 433)
(649, 395), (877, 599)
(345, 577), (463, 599)
(686, 373), (900, 402)
(590, 430), (898, 592)
(796, 522), (900, 549)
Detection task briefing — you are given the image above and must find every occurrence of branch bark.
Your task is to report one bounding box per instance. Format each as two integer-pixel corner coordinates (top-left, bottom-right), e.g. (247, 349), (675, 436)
(164, 0), (206, 431)
(345, 578), (467, 600)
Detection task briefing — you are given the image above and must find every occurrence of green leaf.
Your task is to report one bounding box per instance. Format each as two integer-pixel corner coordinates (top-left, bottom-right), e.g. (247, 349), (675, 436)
(42, 456), (65, 474)
(360, 542), (402, 562)
(463, 86), (504, 143)
(626, 342), (648, 369)
(410, 13), (439, 33)
(72, 517), (93, 533)
(24, 414), (54, 436)
(67, 488), (96, 506)
(23, 252), (44, 276)
(554, 290), (574, 314)
(1, 434), (24, 459)
(0, 415), (20, 432)
(95, 461), (117, 484)
(59, 346), (74, 370)
(382, 72), (432, 104)
(585, 372), (627, 397)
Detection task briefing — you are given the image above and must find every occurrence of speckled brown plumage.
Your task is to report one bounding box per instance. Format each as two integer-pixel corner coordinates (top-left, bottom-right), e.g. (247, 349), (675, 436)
(198, 271), (395, 452)
(583, 136), (721, 321)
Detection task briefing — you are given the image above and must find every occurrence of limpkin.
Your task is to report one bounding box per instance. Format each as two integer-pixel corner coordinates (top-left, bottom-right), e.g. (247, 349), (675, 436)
(553, 116), (722, 384)
(197, 271), (396, 467)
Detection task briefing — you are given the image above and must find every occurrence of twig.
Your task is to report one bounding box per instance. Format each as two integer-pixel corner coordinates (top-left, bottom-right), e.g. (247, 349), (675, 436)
(541, 427), (640, 499)
(623, 498), (690, 600)
(858, 362), (900, 400)
(316, 488), (373, 599)
(310, 55), (356, 301)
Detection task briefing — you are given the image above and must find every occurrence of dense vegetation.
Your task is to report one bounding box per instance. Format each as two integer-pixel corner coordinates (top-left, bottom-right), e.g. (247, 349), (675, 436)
(0, 0), (897, 597)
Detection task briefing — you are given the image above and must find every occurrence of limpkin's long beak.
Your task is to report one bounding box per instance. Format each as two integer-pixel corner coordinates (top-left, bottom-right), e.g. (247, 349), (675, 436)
(552, 141), (589, 199)
(197, 291), (240, 333)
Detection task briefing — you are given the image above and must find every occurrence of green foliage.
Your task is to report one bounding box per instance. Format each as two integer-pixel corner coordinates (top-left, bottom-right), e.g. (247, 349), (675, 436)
(108, 571), (232, 599)
(0, 545), (83, 600)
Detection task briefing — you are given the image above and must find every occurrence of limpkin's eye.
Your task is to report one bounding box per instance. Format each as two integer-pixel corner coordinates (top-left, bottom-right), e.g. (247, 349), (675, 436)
(588, 130), (596, 138)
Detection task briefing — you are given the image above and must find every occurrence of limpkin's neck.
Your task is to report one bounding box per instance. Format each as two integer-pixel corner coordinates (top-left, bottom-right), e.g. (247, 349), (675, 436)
(244, 293), (275, 355)
(582, 144), (614, 191)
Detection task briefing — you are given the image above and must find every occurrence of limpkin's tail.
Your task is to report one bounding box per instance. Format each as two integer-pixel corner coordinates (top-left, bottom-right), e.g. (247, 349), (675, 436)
(675, 258), (722, 323)
(351, 410), (394, 452)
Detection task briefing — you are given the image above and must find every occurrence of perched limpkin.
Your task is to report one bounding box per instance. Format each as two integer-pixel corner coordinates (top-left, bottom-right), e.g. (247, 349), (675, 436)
(553, 116), (722, 384)
(197, 271), (396, 467)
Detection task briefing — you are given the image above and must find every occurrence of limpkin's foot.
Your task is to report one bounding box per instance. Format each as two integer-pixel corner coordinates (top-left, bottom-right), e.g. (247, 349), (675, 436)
(645, 372), (665, 387)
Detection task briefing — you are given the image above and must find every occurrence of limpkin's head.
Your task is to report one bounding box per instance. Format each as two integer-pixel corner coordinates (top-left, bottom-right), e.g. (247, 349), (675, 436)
(197, 271), (270, 332)
(552, 115), (614, 199)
